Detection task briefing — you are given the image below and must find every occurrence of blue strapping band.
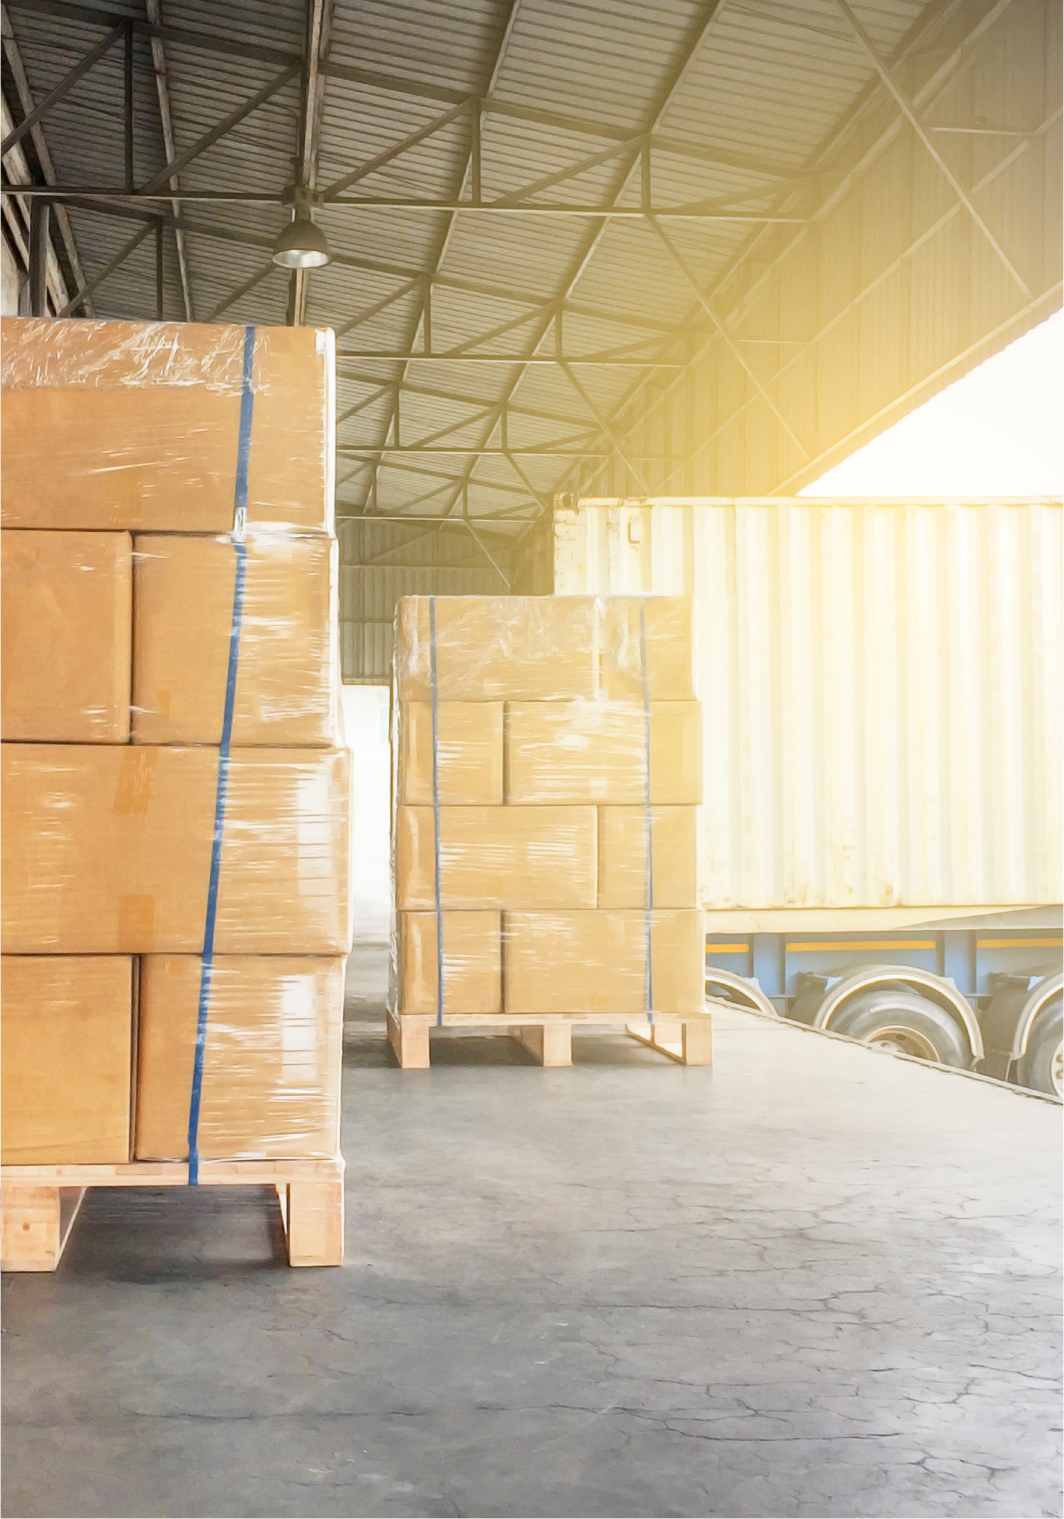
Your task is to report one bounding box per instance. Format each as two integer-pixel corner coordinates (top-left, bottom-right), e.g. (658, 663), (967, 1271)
(640, 603), (654, 1023)
(188, 324), (255, 1185)
(429, 598), (444, 1026)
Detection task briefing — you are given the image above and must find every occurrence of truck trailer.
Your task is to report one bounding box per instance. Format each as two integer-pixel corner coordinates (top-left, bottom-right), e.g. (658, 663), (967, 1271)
(553, 496), (1063, 1096)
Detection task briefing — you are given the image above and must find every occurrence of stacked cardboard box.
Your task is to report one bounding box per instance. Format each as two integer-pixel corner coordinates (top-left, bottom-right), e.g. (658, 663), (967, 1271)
(0, 318), (351, 1166)
(391, 595), (703, 1022)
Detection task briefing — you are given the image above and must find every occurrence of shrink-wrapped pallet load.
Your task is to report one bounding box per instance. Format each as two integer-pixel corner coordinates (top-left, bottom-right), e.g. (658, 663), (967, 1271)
(389, 593), (706, 1066)
(1, 320), (333, 532)
(0, 318), (350, 1208)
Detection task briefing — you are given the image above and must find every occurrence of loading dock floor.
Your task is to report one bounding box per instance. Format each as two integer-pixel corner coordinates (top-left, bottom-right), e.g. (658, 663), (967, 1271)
(3, 997), (1060, 1519)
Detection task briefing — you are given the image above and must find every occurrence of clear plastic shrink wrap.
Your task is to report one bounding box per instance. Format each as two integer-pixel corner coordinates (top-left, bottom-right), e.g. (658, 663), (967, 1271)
(135, 956), (343, 1162)
(1, 956), (134, 1164)
(2, 744), (352, 954)
(390, 594), (704, 1021)
(1, 529), (132, 742)
(1, 526), (339, 744)
(396, 805), (599, 910)
(0, 319), (335, 532)
(396, 594), (599, 700)
(132, 528), (339, 745)
(1, 317), (348, 1167)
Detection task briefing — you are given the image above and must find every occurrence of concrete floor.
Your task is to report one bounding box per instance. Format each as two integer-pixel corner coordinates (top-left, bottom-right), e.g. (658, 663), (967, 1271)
(3, 957), (1061, 1519)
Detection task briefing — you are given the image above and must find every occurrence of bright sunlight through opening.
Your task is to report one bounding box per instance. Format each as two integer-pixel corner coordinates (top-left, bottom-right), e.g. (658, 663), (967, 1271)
(802, 311), (1063, 497)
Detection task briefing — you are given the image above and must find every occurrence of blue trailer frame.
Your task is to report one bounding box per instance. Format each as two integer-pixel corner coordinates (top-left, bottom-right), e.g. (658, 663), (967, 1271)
(705, 918), (1063, 1091)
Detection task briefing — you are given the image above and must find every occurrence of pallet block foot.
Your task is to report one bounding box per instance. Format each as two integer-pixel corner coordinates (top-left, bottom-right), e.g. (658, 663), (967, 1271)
(281, 1180), (344, 1267)
(388, 1014), (430, 1068)
(514, 1023), (573, 1066)
(1, 1185), (85, 1272)
(625, 1018), (713, 1066)
(682, 1019), (713, 1066)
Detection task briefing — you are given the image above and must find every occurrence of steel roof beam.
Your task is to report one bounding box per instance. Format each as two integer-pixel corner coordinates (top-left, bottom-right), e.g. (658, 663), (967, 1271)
(288, 0), (332, 324)
(449, 0), (736, 516)
(362, 0), (522, 517)
(137, 63), (301, 195)
(833, 0), (1032, 298)
(54, 217), (151, 315)
(464, 515), (511, 587)
(501, 0), (735, 500)
(6, 188), (807, 222)
(645, 214), (810, 459)
(5, 0), (809, 182)
(336, 374), (609, 433)
(1, 13), (93, 313)
(338, 447), (616, 457)
(338, 513), (526, 533)
(4, 0), (305, 68)
(334, 353), (686, 365)
(203, 261), (277, 322)
(366, 1), (735, 519)
(320, 96), (472, 200)
(1, 19), (122, 155)
(333, 277), (419, 336)
(24, 192), (678, 333)
(353, 459), (535, 495)
(568, 0), (1039, 501)
(144, 0), (192, 320)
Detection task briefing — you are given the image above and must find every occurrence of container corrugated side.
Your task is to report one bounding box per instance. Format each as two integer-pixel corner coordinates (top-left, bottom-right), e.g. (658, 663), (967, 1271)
(556, 497), (1063, 914)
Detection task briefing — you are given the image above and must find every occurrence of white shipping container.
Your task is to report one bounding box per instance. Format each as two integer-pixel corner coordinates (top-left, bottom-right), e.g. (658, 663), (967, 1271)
(556, 498), (1063, 921)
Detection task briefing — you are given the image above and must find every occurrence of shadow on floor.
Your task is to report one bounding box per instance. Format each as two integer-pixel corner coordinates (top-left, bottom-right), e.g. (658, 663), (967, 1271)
(56, 1186), (288, 1282)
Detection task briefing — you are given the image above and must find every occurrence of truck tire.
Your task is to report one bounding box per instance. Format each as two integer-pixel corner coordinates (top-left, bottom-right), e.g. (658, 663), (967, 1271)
(829, 989), (970, 1068)
(1016, 998), (1064, 1098)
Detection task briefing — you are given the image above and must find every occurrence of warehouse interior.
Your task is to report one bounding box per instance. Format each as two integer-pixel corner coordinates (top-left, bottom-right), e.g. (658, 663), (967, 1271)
(1, 1), (1062, 1516)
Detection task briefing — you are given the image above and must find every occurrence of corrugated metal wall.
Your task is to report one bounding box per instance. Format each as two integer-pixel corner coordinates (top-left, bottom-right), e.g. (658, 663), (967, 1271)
(557, 497), (1063, 910)
(339, 520), (504, 680)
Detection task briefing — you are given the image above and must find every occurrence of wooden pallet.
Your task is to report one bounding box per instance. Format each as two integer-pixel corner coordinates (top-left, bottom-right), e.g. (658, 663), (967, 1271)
(386, 1011), (713, 1069)
(0, 1156), (345, 1272)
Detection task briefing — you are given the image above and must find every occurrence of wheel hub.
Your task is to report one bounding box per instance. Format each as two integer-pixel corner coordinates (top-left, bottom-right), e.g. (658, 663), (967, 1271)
(866, 1026), (941, 1062)
(1051, 1040), (1063, 1100)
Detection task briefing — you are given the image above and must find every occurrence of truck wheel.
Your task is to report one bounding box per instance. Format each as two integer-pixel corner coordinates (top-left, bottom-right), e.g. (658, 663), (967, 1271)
(829, 990), (970, 1068)
(1016, 999), (1063, 1098)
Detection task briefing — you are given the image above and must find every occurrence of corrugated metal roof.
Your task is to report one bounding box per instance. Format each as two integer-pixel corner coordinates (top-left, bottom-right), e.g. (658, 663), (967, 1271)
(2, 0), (956, 522)
(3, 0), (1058, 674)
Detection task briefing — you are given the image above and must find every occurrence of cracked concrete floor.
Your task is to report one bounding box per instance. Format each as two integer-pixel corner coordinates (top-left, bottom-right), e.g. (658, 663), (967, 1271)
(2, 994), (1061, 1519)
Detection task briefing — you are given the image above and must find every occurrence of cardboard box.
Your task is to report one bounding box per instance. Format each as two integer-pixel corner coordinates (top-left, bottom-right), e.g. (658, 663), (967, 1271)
(135, 955), (343, 1161)
(503, 909), (704, 1014)
(133, 531), (337, 745)
(396, 595), (599, 701)
(1, 529), (132, 742)
(1, 744), (351, 953)
(504, 700), (703, 804)
(601, 597), (695, 700)
(1, 955), (133, 1164)
(399, 701), (503, 805)
(597, 807), (698, 908)
(396, 804), (597, 910)
(398, 912), (502, 1014)
(1, 320), (333, 533)
(649, 702), (703, 804)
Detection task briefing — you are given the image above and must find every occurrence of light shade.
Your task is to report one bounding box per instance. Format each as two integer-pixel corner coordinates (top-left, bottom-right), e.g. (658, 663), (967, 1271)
(271, 208), (332, 269)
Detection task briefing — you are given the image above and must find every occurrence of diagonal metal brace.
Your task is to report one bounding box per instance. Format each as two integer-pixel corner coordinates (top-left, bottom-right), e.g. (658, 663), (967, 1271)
(833, 0), (1032, 300)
